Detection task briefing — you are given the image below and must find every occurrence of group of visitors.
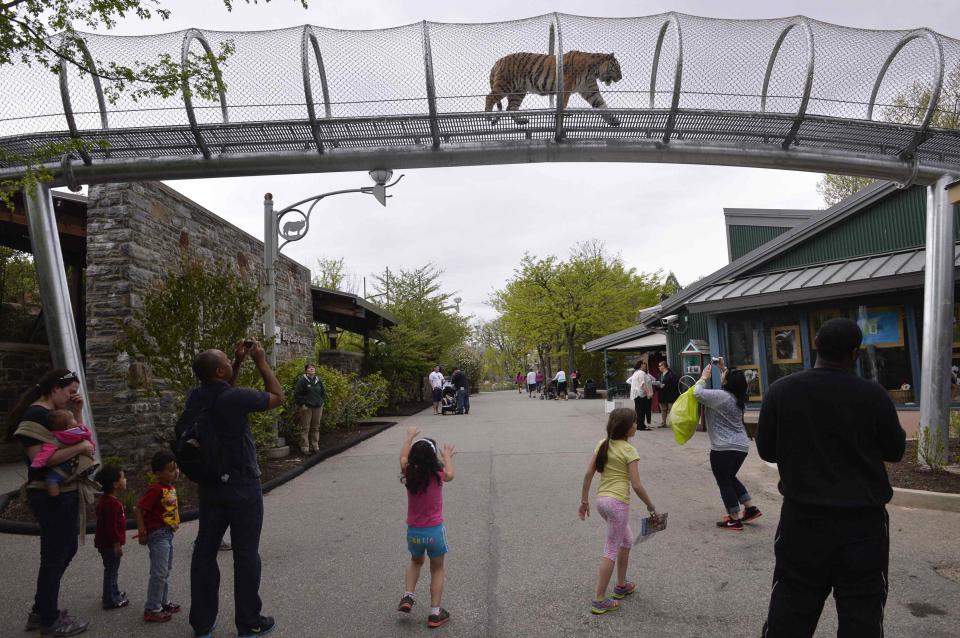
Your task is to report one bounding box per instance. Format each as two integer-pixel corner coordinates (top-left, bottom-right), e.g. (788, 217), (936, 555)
(7, 338), (283, 638)
(4, 317), (909, 636)
(572, 317), (905, 635)
(516, 367), (581, 400)
(428, 365), (470, 416)
(627, 359), (679, 430)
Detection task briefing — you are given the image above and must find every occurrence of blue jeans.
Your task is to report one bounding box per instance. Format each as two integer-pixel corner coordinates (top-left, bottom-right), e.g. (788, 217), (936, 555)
(456, 388), (470, 414)
(145, 527), (174, 611)
(99, 548), (123, 606)
(190, 481), (264, 634)
(26, 489), (79, 627)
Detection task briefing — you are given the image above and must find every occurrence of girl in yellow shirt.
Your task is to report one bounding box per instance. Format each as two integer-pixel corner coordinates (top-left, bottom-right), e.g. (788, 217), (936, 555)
(578, 408), (659, 615)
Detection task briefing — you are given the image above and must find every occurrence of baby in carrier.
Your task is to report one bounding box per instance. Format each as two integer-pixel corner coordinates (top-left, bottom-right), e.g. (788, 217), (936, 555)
(30, 409), (98, 497)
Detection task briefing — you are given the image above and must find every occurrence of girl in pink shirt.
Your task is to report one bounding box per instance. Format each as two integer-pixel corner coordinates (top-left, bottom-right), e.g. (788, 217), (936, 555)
(397, 426), (455, 629)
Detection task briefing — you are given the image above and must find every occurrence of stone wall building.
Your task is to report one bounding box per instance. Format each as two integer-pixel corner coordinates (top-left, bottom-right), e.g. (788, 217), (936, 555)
(1, 182), (315, 466)
(83, 181), (314, 464)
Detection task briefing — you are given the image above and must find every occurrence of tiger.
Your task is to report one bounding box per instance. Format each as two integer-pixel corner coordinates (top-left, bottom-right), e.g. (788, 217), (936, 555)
(485, 51), (623, 126)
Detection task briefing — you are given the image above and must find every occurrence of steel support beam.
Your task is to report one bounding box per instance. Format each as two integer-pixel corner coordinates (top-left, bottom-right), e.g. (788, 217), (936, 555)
(918, 173), (957, 467)
(43, 138), (949, 187)
(422, 21), (441, 150)
(24, 183), (99, 460)
(553, 13), (565, 142)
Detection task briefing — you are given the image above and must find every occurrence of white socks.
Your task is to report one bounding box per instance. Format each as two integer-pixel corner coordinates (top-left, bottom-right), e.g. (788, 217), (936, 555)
(431, 606), (441, 616)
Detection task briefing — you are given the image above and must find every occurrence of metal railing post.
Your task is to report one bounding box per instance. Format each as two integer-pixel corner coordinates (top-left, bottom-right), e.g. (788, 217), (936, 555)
(553, 13), (565, 142)
(918, 173), (957, 467)
(867, 29), (944, 159)
(24, 183), (99, 461)
(548, 23), (556, 109)
(58, 35), (110, 165)
(181, 29), (229, 159)
(422, 21), (441, 150)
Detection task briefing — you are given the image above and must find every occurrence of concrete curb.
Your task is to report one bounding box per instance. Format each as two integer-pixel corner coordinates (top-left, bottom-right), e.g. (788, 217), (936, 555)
(758, 461), (960, 514)
(0, 420), (396, 536)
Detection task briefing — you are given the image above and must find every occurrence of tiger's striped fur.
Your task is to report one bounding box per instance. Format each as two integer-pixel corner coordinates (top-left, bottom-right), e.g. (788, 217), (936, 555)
(485, 51), (623, 126)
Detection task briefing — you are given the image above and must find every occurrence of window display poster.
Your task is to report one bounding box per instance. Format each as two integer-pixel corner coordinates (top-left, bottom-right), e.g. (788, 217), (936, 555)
(771, 325), (802, 364)
(858, 307), (903, 347)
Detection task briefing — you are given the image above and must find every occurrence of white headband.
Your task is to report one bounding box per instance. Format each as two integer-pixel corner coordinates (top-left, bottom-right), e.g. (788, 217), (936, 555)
(412, 438), (437, 455)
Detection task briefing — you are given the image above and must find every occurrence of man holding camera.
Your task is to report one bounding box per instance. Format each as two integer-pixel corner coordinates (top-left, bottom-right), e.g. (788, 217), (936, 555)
(180, 339), (284, 638)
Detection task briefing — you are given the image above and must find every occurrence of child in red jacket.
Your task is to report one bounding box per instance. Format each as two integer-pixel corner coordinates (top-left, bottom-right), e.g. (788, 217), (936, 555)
(95, 465), (129, 610)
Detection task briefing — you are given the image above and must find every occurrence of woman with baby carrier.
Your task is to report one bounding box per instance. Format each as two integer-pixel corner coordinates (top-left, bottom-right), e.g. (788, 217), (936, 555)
(6, 369), (95, 636)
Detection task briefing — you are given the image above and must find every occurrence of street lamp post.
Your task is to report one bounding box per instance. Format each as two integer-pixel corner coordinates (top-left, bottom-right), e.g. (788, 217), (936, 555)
(262, 170), (403, 367)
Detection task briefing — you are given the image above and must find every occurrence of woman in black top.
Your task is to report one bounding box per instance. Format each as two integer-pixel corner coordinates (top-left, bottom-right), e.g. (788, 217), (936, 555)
(6, 369), (93, 636)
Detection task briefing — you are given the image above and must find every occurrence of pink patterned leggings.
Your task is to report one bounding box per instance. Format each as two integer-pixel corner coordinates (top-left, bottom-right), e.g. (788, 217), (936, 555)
(596, 496), (633, 561)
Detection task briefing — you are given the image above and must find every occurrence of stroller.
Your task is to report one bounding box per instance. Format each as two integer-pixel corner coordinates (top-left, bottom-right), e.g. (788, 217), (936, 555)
(440, 382), (458, 415)
(540, 380), (558, 400)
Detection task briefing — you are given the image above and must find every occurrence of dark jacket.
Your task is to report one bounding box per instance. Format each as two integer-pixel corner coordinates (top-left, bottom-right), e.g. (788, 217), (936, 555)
(756, 368), (905, 508)
(451, 371), (468, 391)
(294, 374), (326, 407)
(659, 369), (680, 403)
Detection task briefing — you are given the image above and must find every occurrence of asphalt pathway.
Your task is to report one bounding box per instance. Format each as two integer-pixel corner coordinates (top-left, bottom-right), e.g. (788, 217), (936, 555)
(0, 391), (957, 637)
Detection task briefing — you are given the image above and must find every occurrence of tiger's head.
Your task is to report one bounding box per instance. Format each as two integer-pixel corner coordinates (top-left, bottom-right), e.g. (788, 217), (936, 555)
(600, 54), (622, 86)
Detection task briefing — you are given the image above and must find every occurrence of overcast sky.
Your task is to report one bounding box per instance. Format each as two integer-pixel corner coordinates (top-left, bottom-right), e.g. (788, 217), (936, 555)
(95, 0), (960, 321)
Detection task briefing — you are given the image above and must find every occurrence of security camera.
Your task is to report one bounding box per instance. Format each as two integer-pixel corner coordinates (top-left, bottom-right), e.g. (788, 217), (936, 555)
(660, 314), (680, 326)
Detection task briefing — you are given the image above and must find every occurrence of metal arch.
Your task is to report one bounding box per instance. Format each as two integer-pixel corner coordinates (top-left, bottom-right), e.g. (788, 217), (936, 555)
(867, 28), (944, 159)
(181, 29), (229, 160)
(422, 21), (441, 150)
(650, 13), (684, 143)
(301, 26), (332, 153)
(553, 13), (565, 142)
(760, 17), (815, 149)
(547, 23), (556, 108)
(58, 34), (109, 165)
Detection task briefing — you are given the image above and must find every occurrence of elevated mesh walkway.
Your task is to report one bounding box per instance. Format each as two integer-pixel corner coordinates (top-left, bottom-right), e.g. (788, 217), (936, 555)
(1, 13), (958, 184)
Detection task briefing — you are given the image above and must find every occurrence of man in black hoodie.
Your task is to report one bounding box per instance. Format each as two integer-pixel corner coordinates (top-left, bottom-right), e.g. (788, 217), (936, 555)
(451, 368), (469, 415)
(756, 318), (905, 638)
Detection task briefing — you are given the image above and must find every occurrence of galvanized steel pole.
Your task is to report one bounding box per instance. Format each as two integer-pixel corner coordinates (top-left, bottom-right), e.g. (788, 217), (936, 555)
(263, 193), (278, 368)
(24, 183), (99, 461)
(918, 173), (957, 467)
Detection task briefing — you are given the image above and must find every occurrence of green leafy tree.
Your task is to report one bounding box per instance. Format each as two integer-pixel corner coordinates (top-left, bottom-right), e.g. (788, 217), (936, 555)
(492, 240), (667, 376)
(365, 263), (469, 404)
(0, 0), (306, 203)
(816, 175), (876, 207)
(816, 61), (960, 208)
(0, 247), (40, 341)
(116, 257), (265, 402)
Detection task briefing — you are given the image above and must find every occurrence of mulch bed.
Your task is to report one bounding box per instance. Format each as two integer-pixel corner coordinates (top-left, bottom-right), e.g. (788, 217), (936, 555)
(379, 401), (431, 417)
(885, 438), (960, 495)
(1, 422), (394, 528)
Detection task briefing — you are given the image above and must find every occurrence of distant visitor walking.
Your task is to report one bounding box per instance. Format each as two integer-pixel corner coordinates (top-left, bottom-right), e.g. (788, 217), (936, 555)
(294, 363), (326, 455)
(656, 361), (679, 428)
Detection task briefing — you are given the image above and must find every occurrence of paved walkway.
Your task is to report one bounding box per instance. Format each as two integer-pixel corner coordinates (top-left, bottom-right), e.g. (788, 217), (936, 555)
(0, 391), (957, 637)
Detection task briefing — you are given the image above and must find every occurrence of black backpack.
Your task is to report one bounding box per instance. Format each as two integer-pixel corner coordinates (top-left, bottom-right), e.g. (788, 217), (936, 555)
(171, 385), (230, 484)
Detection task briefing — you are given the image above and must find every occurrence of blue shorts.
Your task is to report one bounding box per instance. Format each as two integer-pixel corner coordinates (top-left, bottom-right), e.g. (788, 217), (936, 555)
(406, 524), (449, 558)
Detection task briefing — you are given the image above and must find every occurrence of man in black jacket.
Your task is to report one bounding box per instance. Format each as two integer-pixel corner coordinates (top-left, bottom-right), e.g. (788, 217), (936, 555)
(756, 318), (905, 638)
(451, 368), (469, 415)
(656, 360), (679, 428)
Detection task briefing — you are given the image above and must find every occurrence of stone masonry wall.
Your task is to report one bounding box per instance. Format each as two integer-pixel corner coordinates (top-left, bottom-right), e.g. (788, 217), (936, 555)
(85, 182), (314, 465)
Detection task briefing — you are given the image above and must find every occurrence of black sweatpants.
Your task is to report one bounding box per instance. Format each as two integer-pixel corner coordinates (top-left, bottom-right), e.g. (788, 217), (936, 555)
(633, 396), (651, 428)
(762, 500), (890, 638)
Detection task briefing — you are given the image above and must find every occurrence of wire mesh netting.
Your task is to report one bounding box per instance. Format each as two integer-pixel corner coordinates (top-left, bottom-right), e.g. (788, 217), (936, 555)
(0, 12), (958, 172)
